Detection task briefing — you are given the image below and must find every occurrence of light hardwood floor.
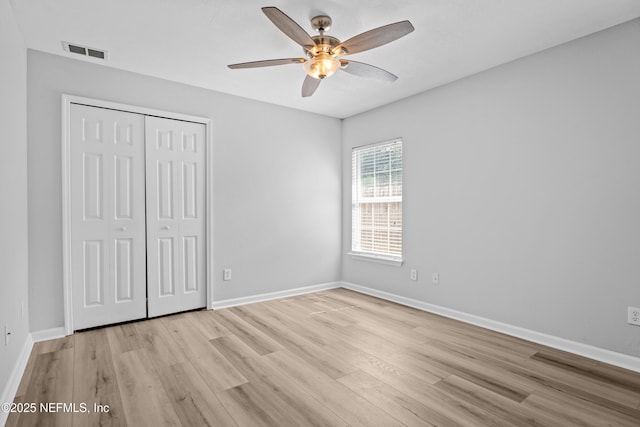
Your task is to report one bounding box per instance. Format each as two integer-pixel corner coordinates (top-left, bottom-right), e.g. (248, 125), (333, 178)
(7, 289), (640, 426)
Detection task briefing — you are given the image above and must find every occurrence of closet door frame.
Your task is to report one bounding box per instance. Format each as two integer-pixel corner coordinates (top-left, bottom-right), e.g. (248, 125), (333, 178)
(61, 94), (214, 335)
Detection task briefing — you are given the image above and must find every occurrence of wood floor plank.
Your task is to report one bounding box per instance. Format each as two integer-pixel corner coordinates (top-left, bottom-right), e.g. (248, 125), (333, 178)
(164, 316), (219, 359)
(4, 394), (24, 427)
(31, 335), (74, 356)
(459, 337), (640, 411)
(211, 335), (348, 426)
(236, 302), (332, 348)
(337, 369), (439, 426)
(214, 383), (284, 427)
(326, 298), (430, 347)
(16, 348), (75, 427)
(183, 310), (231, 340)
(112, 349), (182, 426)
(133, 317), (188, 369)
(521, 388), (640, 427)
(326, 340), (442, 386)
(190, 346), (248, 392)
(425, 337), (543, 395)
(413, 324), (539, 360)
(326, 320), (450, 380)
(263, 349), (405, 427)
(522, 357), (640, 415)
(233, 303), (358, 379)
(433, 374), (546, 426)
(105, 323), (144, 355)
(303, 296), (360, 328)
(317, 315), (424, 360)
(214, 309), (284, 356)
(329, 344), (523, 426)
(72, 329), (127, 427)
(325, 292), (423, 330)
(420, 338), (535, 402)
(531, 349), (640, 395)
(156, 361), (237, 427)
(261, 299), (346, 345)
(278, 294), (357, 329)
(432, 333), (640, 417)
(330, 288), (389, 310)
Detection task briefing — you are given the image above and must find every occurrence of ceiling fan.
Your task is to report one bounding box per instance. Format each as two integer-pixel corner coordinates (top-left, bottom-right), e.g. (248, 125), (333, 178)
(228, 7), (414, 97)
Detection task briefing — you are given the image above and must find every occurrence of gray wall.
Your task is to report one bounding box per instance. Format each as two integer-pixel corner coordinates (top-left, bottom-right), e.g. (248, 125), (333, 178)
(342, 19), (640, 357)
(28, 51), (342, 332)
(0, 0), (30, 395)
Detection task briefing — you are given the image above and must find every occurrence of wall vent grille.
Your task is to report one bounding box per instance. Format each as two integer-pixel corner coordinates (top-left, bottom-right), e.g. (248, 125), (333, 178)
(62, 42), (108, 60)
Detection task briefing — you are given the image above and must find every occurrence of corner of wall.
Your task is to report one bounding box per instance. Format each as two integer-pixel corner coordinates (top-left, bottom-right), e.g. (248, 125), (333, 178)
(0, 0), (31, 415)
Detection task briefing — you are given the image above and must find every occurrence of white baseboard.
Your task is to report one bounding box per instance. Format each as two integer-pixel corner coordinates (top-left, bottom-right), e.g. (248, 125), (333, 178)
(211, 282), (341, 310)
(31, 327), (66, 343)
(340, 281), (640, 373)
(0, 334), (33, 427)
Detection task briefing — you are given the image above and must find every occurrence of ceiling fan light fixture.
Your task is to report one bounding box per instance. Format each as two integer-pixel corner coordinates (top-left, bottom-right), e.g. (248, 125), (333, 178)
(303, 52), (340, 79)
(228, 7), (414, 96)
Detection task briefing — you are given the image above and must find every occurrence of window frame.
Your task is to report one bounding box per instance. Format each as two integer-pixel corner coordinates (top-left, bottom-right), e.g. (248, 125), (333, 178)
(349, 138), (404, 267)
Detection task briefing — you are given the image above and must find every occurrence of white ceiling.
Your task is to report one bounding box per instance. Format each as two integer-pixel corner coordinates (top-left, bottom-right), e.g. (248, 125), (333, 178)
(11, 0), (640, 118)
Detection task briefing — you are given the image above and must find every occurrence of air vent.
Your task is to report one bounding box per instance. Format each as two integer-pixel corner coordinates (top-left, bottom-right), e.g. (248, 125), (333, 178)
(62, 42), (108, 60)
(87, 49), (105, 59)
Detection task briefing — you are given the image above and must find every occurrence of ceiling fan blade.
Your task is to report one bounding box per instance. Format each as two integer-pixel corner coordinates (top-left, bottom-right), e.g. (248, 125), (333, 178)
(228, 58), (305, 69)
(262, 7), (316, 50)
(340, 60), (397, 82)
(302, 75), (321, 97)
(336, 20), (414, 55)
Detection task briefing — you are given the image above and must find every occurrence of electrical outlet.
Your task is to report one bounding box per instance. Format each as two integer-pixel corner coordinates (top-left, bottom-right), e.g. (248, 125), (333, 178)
(628, 307), (640, 326)
(223, 268), (232, 281)
(410, 269), (418, 281)
(4, 324), (9, 346)
(432, 273), (439, 284)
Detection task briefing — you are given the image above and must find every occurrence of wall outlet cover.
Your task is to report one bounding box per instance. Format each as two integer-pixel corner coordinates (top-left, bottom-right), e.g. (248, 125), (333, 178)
(628, 306), (640, 326)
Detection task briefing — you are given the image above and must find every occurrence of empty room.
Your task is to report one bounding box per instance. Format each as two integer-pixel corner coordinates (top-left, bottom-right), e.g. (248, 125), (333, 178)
(2, 0), (640, 425)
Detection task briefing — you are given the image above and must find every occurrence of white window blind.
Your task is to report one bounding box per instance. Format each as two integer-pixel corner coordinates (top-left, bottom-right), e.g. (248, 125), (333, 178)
(352, 139), (403, 259)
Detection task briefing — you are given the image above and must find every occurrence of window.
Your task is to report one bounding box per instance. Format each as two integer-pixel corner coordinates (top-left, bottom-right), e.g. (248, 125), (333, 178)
(351, 139), (403, 263)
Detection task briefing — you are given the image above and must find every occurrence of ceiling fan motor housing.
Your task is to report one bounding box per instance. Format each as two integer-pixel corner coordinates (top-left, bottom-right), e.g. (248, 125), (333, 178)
(307, 35), (346, 56)
(311, 15), (332, 32)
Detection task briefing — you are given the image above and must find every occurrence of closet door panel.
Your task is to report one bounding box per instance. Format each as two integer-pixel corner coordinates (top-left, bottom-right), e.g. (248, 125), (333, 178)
(82, 240), (104, 306)
(114, 238), (134, 302)
(146, 116), (206, 317)
(70, 104), (147, 330)
(157, 237), (176, 296)
(114, 155), (134, 219)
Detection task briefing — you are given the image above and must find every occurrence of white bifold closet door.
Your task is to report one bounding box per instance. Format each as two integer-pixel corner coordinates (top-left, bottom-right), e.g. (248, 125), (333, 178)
(70, 104), (206, 330)
(145, 116), (206, 318)
(70, 104), (147, 330)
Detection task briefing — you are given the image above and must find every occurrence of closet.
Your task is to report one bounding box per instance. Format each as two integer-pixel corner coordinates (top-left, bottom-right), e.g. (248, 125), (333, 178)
(67, 103), (207, 330)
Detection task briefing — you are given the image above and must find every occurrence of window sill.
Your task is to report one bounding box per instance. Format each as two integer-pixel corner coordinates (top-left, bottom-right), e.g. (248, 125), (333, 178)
(348, 252), (404, 267)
